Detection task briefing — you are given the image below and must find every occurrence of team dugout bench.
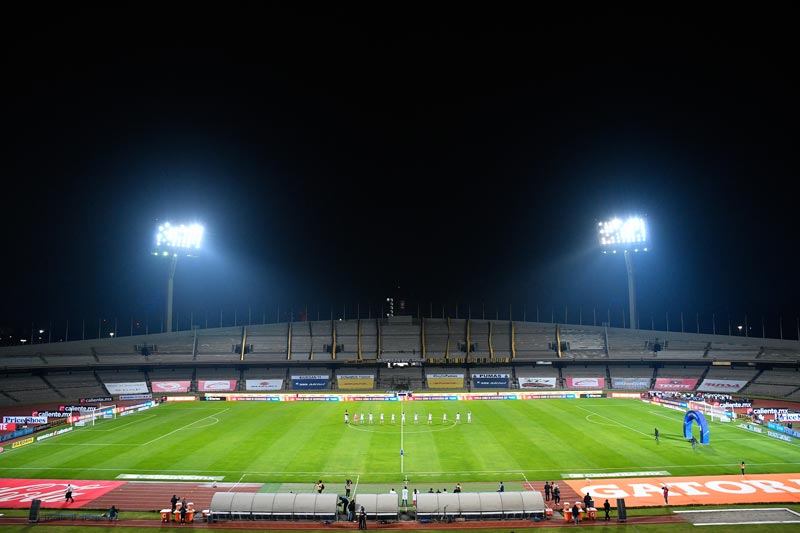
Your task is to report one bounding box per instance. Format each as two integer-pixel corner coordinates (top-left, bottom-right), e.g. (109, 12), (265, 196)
(42, 513), (78, 521)
(80, 513), (108, 520)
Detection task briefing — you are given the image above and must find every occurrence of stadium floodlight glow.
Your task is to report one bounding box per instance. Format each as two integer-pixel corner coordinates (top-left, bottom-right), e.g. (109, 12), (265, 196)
(153, 221), (204, 333)
(154, 222), (204, 255)
(598, 216), (647, 253)
(598, 215), (648, 330)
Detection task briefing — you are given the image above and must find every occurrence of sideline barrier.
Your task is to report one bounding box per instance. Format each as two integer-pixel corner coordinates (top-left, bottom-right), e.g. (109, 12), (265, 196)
(416, 491), (545, 521)
(349, 494), (398, 520)
(209, 492), (337, 521)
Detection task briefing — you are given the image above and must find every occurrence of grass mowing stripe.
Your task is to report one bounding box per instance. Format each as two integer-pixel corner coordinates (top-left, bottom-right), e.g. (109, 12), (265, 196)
(2, 399), (799, 483)
(142, 407), (230, 445)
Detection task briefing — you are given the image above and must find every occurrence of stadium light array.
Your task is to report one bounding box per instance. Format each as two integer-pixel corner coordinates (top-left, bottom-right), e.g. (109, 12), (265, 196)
(154, 222), (204, 256)
(152, 221), (204, 333)
(598, 215), (648, 330)
(598, 216), (647, 254)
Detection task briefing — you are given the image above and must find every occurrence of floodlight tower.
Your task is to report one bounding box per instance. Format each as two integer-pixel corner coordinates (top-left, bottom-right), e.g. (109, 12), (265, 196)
(598, 216), (648, 329)
(153, 222), (204, 333)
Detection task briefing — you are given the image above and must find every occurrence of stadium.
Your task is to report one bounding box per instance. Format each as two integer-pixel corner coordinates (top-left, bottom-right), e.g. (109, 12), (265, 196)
(4, 5), (800, 532)
(1, 312), (800, 530)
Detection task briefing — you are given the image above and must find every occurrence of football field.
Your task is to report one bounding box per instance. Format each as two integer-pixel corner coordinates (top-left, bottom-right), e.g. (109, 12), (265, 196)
(2, 398), (798, 486)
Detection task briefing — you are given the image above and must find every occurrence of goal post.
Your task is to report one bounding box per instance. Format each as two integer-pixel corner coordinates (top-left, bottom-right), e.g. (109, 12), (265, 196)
(689, 401), (731, 423)
(73, 404), (117, 426)
(95, 404), (117, 424)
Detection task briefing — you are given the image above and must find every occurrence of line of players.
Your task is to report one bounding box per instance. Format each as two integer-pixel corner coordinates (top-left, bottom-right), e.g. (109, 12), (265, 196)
(344, 409), (471, 425)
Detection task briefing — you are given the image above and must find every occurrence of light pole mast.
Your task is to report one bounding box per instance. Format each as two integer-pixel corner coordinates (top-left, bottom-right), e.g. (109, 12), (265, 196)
(166, 253), (179, 333)
(598, 216), (647, 330)
(624, 250), (636, 329)
(154, 222), (204, 333)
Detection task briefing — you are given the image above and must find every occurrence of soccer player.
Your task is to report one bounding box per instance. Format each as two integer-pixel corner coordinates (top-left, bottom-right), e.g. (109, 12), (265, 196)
(654, 427), (659, 442)
(353, 413), (358, 424)
(442, 412), (447, 424)
(380, 412), (384, 424)
(467, 411), (472, 423)
(455, 412), (461, 423)
(391, 413), (396, 424)
(427, 412), (433, 424)
(368, 413), (373, 424)
(414, 412), (419, 424)
(344, 410), (349, 424)
(360, 412), (365, 424)
(401, 412), (406, 424)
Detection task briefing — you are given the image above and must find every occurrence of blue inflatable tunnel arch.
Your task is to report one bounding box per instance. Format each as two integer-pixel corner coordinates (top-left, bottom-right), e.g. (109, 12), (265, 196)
(683, 410), (710, 444)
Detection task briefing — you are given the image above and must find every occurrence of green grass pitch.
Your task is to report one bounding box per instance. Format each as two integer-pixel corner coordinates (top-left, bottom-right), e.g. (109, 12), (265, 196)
(1, 398), (797, 489)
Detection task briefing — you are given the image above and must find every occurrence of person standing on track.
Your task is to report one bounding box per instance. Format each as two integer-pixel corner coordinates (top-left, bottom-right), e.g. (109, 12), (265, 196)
(65, 484), (75, 503)
(358, 505), (367, 529)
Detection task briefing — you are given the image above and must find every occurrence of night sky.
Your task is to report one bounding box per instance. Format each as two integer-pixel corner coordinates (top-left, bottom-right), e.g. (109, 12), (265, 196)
(2, 6), (798, 337)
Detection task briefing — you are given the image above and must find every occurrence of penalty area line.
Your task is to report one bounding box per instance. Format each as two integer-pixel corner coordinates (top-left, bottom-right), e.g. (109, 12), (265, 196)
(141, 408), (230, 446)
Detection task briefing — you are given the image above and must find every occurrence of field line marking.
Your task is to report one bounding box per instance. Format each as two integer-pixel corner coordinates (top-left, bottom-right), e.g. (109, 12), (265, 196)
(400, 410), (405, 474)
(649, 411), (685, 422)
(91, 414), (157, 431)
(230, 473), (247, 492)
(574, 405), (650, 438)
(141, 407), (230, 446)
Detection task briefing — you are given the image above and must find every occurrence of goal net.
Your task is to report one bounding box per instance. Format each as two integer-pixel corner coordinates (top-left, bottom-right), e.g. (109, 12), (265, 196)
(74, 404), (117, 426)
(691, 401), (731, 423)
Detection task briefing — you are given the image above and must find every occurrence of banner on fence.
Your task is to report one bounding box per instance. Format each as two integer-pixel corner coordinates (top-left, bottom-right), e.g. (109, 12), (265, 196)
(151, 381), (191, 393)
(104, 382), (149, 395)
(697, 379), (748, 392)
(245, 379), (284, 391)
(336, 375), (375, 390)
(566, 377), (605, 389)
(518, 377), (557, 389)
